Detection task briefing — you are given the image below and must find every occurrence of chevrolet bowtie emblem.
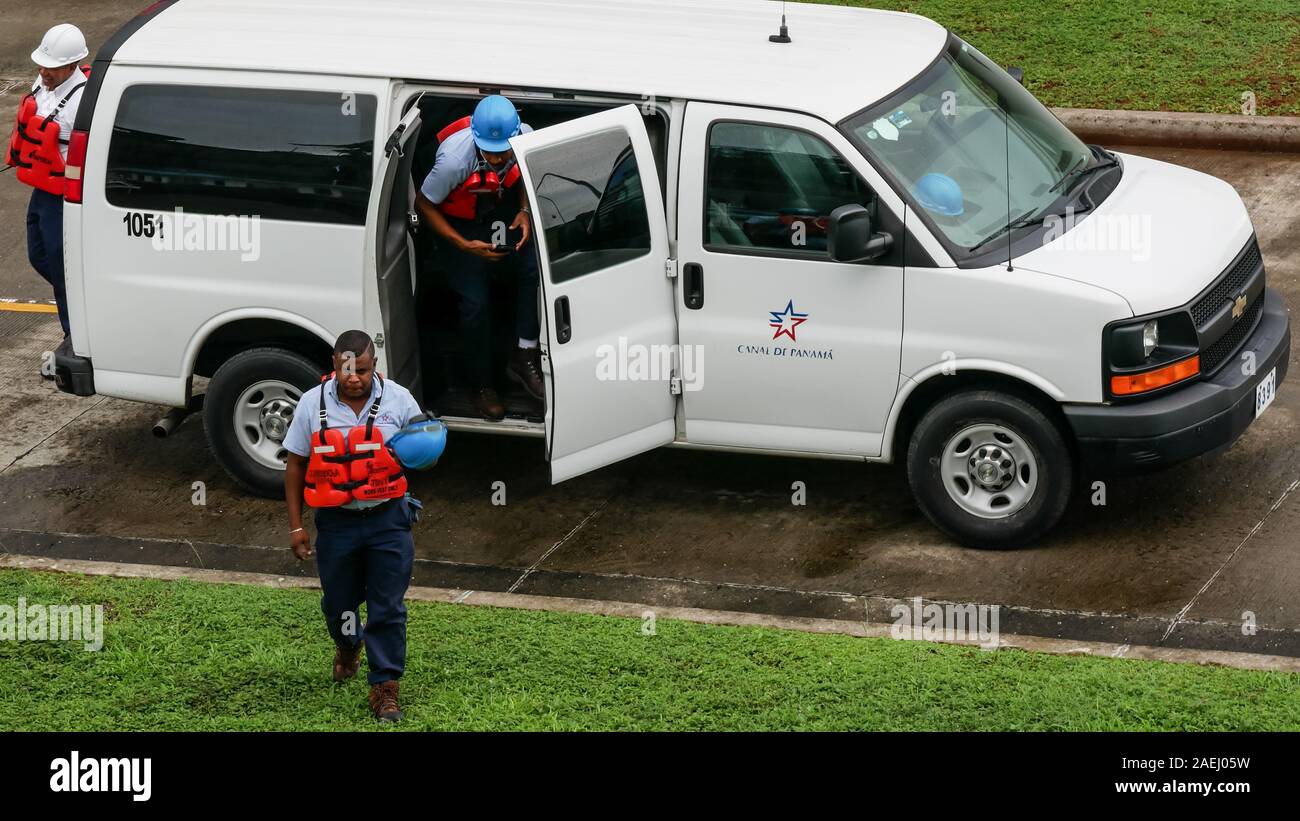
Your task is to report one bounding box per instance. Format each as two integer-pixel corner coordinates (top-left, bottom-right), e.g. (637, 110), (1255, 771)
(1232, 294), (1247, 320)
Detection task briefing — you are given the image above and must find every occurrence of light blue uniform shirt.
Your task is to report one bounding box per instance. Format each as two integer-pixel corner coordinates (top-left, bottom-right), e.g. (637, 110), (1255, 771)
(419, 122), (533, 206)
(284, 376), (423, 509)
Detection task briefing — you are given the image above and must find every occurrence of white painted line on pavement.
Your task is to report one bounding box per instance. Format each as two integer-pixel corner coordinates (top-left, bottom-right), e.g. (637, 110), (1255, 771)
(506, 498), (609, 594)
(1162, 476), (1300, 642)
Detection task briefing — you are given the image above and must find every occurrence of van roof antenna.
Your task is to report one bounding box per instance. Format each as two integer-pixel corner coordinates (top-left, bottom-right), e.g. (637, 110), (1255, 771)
(769, 1), (792, 43)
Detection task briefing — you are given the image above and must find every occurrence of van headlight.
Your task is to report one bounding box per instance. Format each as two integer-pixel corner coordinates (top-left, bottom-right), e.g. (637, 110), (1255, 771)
(1105, 312), (1199, 398)
(1142, 320), (1159, 357)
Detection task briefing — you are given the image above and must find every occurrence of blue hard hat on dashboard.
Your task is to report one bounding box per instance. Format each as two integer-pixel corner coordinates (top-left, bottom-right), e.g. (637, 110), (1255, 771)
(471, 95), (522, 153)
(388, 415), (447, 471)
(914, 172), (964, 217)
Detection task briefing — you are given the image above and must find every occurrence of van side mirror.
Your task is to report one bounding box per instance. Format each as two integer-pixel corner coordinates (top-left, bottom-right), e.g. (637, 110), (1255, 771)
(828, 204), (893, 263)
(1006, 66), (1025, 85)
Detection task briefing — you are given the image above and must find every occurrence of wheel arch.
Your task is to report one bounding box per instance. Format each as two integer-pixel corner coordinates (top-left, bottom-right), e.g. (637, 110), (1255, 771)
(186, 311), (335, 381)
(885, 362), (1075, 464)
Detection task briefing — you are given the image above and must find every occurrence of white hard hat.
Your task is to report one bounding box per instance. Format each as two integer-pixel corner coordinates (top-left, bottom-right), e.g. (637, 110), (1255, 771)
(32, 23), (89, 69)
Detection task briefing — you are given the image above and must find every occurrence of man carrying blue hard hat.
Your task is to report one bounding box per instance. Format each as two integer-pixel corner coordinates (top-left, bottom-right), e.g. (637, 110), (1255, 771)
(282, 330), (447, 722)
(415, 94), (543, 422)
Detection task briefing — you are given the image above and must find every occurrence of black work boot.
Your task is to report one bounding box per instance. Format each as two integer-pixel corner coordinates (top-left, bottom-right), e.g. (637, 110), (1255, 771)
(507, 346), (545, 402)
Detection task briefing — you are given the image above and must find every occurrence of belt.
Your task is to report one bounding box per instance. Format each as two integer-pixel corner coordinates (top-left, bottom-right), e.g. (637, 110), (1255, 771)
(321, 498), (398, 518)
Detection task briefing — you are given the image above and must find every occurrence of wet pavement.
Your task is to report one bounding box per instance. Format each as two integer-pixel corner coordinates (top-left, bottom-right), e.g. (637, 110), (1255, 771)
(2, 141), (1298, 659)
(0, 3), (1298, 660)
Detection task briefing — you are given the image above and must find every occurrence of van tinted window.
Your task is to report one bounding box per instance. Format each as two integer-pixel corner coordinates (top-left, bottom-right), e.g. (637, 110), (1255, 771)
(527, 128), (651, 283)
(705, 122), (877, 258)
(106, 85), (376, 225)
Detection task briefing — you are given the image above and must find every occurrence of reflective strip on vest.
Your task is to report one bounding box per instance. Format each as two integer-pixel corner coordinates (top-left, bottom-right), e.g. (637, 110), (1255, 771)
(10, 74), (87, 196)
(302, 375), (408, 507)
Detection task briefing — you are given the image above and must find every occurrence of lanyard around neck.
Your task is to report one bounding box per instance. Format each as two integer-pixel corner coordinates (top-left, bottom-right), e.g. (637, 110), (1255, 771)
(316, 375), (385, 440)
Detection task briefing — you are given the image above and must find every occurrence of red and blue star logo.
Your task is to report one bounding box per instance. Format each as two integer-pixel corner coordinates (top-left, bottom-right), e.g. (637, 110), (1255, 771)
(769, 299), (809, 341)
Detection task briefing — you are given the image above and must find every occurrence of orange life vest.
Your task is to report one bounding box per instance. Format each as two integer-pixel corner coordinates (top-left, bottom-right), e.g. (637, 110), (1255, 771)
(303, 373), (409, 508)
(6, 66), (89, 196)
(434, 115), (521, 220)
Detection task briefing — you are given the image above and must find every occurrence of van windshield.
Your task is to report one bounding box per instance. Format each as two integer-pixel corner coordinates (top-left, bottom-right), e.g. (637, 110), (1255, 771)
(842, 36), (1093, 255)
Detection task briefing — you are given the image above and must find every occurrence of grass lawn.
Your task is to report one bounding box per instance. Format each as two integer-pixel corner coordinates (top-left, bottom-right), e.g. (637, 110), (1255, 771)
(816, 1), (1300, 115)
(2, 568), (1298, 731)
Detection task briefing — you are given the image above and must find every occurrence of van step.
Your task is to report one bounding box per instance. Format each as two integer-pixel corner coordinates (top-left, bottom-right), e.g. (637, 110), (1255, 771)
(431, 386), (544, 424)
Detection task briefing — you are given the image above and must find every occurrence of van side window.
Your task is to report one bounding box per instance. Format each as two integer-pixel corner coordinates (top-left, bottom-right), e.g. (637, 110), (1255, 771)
(704, 121), (878, 258)
(105, 85), (377, 225)
(528, 127), (651, 283)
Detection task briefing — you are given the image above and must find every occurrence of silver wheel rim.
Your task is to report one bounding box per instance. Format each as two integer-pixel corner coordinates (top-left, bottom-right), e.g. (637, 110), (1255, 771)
(233, 379), (302, 471)
(940, 423), (1038, 519)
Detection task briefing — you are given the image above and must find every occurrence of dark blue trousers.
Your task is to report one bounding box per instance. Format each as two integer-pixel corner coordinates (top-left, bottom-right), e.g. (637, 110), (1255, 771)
(437, 214), (540, 388)
(26, 188), (70, 337)
(313, 497), (415, 685)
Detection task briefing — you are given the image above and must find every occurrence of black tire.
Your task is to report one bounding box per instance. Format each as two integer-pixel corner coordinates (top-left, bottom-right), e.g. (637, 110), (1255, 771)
(204, 347), (325, 498)
(906, 389), (1073, 549)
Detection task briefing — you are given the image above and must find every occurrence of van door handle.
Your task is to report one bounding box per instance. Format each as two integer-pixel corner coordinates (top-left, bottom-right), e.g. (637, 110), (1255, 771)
(683, 263), (704, 310)
(554, 296), (572, 344)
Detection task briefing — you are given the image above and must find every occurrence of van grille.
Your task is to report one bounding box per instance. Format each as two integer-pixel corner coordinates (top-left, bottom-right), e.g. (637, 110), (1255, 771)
(1191, 238), (1261, 329)
(1188, 235), (1265, 376)
(1200, 295), (1262, 374)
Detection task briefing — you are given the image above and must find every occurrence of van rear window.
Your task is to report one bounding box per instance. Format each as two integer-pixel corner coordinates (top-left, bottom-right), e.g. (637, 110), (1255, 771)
(105, 85), (376, 225)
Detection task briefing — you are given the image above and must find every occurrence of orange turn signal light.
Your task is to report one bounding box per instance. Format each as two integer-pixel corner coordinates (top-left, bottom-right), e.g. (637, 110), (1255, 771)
(1111, 356), (1200, 396)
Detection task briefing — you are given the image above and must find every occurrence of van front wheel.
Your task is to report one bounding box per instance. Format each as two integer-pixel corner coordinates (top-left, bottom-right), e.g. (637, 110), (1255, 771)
(204, 347), (325, 498)
(906, 390), (1072, 549)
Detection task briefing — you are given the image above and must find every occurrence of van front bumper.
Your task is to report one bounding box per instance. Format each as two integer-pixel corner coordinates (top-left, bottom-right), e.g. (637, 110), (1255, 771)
(54, 339), (96, 396)
(1064, 287), (1290, 476)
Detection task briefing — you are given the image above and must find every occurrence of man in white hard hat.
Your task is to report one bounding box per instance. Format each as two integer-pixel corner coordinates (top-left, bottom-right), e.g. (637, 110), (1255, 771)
(5, 24), (90, 374)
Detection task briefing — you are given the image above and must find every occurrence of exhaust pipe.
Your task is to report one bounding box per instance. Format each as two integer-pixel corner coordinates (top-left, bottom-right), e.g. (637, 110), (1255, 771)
(152, 394), (205, 439)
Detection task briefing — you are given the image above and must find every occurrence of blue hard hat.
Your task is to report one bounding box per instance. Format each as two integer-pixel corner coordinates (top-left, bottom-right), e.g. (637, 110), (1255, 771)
(471, 95), (522, 153)
(388, 415), (447, 471)
(914, 172), (964, 217)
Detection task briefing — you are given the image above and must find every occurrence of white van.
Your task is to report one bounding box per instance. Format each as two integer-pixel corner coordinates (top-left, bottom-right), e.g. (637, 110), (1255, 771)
(54, 0), (1290, 548)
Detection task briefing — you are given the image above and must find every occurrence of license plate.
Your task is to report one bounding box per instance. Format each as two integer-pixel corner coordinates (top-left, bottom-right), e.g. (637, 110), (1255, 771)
(1256, 367), (1277, 418)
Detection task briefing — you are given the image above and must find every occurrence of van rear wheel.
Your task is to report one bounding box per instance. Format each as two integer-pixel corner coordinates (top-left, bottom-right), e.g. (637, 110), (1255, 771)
(906, 390), (1072, 549)
(204, 347), (325, 498)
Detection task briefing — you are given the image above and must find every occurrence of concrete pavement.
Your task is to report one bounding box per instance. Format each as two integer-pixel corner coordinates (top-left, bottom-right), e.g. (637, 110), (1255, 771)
(3, 143), (1299, 661)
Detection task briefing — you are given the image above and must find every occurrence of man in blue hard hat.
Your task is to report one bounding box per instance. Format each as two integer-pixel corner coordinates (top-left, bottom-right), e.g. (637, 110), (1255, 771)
(415, 94), (543, 421)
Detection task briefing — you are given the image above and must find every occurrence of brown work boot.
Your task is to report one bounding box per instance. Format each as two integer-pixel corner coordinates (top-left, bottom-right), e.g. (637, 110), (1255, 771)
(473, 386), (505, 421)
(332, 640), (364, 682)
(369, 680), (403, 722)
(507, 346), (545, 401)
